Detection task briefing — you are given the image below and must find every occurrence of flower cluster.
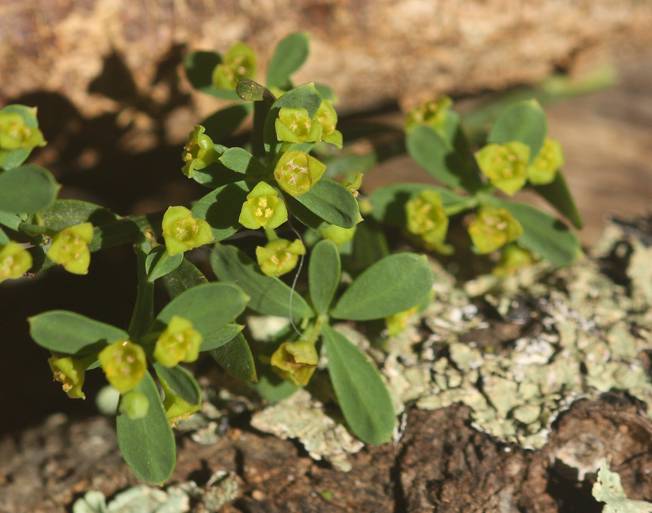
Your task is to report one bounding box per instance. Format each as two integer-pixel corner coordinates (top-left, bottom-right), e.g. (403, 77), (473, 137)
(0, 242), (32, 284)
(405, 190), (452, 254)
(162, 206), (213, 256)
(154, 316), (203, 367)
(0, 109), (45, 153)
(270, 339), (319, 386)
(47, 222), (94, 275)
(211, 42), (256, 90)
(468, 207), (523, 254)
(181, 125), (219, 178)
(256, 238), (305, 277)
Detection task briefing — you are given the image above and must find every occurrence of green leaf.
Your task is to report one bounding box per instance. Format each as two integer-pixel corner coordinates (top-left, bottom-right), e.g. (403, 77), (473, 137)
(210, 243), (313, 321)
(325, 153), (377, 180)
(201, 323), (243, 351)
(161, 258), (207, 299)
(37, 199), (117, 232)
(0, 105), (42, 170)
(210, 332), (258, 382)
(309, 240), (341, 314)
(116, 371), (176, 484)
(322, 325), (395, 444)
(331, 253), (433, 320)
(157, 283), (249, 348)
(532, 172), (583, 229)
(370, 183), (475, 226)
(0, 165), (59, 214)
(345, 219), (389, 274)
(153, 364), (201, 405)
(0, 227), (8, 245)
(0, 211), (22, 230)
(236, 79), (271, 102)
(183, 51), (239, 100)
(488, 99), (547, 161)
(218, 147), (266, 176)
(145, 247), (184, 283)
(294, 179), (360, 228)
(266, 32), (310, 89)
(29, 310), (127, 355)
(191, 181), (249, 241)
(201, 104), (252, 143)
(493, 199), (580, 266)
(251, 369), (297, 402)
(406, 126), (480, 191)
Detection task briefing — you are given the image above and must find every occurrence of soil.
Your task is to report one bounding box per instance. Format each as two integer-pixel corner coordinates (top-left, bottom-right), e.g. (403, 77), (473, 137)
(1, 395), (651, 512)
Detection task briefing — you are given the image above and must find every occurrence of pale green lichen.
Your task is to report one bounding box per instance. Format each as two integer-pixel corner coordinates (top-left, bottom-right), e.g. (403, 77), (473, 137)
(592, 460), (652, 513)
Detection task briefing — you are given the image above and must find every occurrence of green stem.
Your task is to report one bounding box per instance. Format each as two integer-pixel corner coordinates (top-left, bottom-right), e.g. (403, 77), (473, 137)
(302, 314), (328, 345)
(128, 244), (155, 341)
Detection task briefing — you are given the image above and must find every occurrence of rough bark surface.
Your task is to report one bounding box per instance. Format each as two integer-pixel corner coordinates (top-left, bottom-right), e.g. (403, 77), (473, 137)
(1, 1), (651, 124)
(1, 398), (651, 513)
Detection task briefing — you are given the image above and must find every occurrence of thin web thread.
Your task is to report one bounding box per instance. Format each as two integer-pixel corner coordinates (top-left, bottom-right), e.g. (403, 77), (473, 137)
(287, 220), (305, 336)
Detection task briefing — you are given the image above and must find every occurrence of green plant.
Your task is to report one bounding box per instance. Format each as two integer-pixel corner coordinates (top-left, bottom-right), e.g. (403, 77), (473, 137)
(0, 32), (581, 484)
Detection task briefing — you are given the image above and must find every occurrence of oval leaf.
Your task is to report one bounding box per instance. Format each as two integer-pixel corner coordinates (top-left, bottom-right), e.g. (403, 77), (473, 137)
(488, 99), (547, 160)
(161, 258), (207, 299)
(295, 179), (360, 228)
(322, 325), (395, 444)
(145, 247), (184, 283)
(266, 32), (310, 89)
(309, 240), (341, 314)
(330, 253), (433, 320)
(0, 165), (59, 214)
(116, 371), (176, 484)
(38, 199), (117, 232)
(29, 311), (127, 355)
(157, 283), (249, 347)
(210, 244), (313, 321)
(210, 332), (258, 382)
(201, 323), (243, 352)
(192, 181), (249, 240)
(532, 171), (583, 229)
(183, 50), (239, 100)
(153, 364), (201, 405)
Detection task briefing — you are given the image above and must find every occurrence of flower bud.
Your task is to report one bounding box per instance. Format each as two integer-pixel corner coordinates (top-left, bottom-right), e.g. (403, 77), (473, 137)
(527, 137), (564, 185)
(385, 306), (419, 337)
(160, 378), (200, 425)
(154, 315), (203, 367)
(99, 340), (147, 393)
(273, 151), (326, 197)
(181, 125), (219, 178)
(238, 182), (288, 230)
(211, 42), (256, 90)
(0, 242), (32, 283)
(256, 238), (305, 277)
(271, 340), (319, 386)
(475, 142), (530, 196)
(319, 224), (356, 246)
(120, 390), (150, 419)
(468, 207), (523, 254)
(47, 222), (94, 275)
(405, 96), (453, 133)
(48, 355), (87, 399)
(162, 206), (214, 256)
(0, 110), (45, 152)
(275, 107), (322, 143)
(493, 244), (536, 277)
(315, 100), (343, 147)
(405, 190), (452, 254)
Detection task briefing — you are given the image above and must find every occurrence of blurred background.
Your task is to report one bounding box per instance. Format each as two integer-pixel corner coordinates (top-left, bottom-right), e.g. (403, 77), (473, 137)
(1, 0), (651, 435)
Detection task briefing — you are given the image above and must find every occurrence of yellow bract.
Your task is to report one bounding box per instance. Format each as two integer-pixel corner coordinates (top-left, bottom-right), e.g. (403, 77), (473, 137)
(405, 96), (453, 132)
(275, 107), (322, 143)
(527, 137), (564, 185)
(181, 125), (218, 178)
(98, 340), (147, 393)
(161, 378), (201, 426)
(493, 244), (536, 277)
(212, 42), (256, 90)
(475, 142), (530, 196)
(48, 355), (87, 399)
(238, 182), (288, 230)
(0, 242), (32, 283)
(271, 340), (319, 386)
(256, 238), (305, 277)
(162, 206), (214, 256)
(47, 222), (94, 275)
(385, 306), (419, 337)
(154, 315), (203, 367)
(405, 190), (452, 254)
(0, 111), (45, 151)
(273, 151), (326, 197)
(468, 207), (523, 254)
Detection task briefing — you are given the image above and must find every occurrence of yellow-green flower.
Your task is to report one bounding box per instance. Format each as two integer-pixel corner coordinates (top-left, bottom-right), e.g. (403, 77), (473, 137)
(315, 100), (343, 147)
(271, 340), (318, 386)
(119, 390), (150, 419)
(154, 315), (203, 367)
(0, 110), (45, 152)
(273, 151), (326, 197)
(385, 306), (419, 337)
(181, 125), (219, 178)
(98, 340), (147, 393)
(212, 42), (256, 90)
(161, 378), (201, 425)
(47, 222), (94, 275)
(275, 107), (322, 143)
(256, 238), (305, 277)
(468, 207), (523, 254)
(48, 355), (87, 399)
(405, 96), (453, 132)
(0, 242), (32, 283)
(162, 206), (214, 256)
(493, 243), (536, 277)
(405, 190), (452, 254)
(319, 224), (356, 246)
(342, 172), (363, 197)
(475, 142), (530, 196)
(527, 137), (564, 185)
(238, 182), (288, 230)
